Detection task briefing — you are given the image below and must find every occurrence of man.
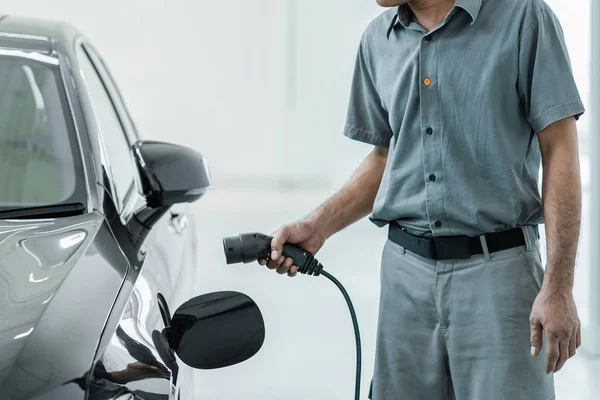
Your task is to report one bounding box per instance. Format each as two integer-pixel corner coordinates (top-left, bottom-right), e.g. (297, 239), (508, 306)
(260, 0), (584, 398)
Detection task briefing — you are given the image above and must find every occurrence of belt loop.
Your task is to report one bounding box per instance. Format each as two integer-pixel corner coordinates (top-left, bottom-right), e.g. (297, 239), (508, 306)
(521, 226), (534, 252)
(534, 224), (540, 240)
(479, 234), (491, 261)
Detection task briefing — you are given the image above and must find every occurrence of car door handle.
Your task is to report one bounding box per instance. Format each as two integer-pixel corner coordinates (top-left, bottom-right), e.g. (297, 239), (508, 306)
(169, 213), (188, 234)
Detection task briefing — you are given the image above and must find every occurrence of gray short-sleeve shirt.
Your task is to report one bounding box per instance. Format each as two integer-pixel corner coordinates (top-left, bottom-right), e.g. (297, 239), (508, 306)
(344, 0), (585, 237)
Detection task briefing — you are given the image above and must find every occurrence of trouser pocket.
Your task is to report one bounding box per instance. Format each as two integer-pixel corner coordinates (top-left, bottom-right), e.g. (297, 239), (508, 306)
(445, 247), (554, 399)
(518, 248), (544, 293)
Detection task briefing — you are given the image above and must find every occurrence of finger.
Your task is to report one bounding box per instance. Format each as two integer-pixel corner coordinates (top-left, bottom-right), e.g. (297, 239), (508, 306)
(258, 259), (267, 266)
(270, 226), (292, 261)
(267, 256), (285, 270)
(554, 338), (570, 372)
(288, 265), (298, 278)
(546, 334), (560, 374)
(276, 265), (289, 275)
(530, 319), (543, 356)
(576, 324), (582, 348)
(569, 328), (577, 358)
(277, 258), (294, 275)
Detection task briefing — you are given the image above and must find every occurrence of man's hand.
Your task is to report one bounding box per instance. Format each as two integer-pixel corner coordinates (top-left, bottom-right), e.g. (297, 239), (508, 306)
(529, 287), (581, 374)
(258, 218), (327, 277)
(532, 116), (582, 374)
(256, 146), (388, 278)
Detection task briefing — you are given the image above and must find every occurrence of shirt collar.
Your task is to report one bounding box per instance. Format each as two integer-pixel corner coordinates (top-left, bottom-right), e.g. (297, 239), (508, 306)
(455, 0), (482, 24)
(386, 0), (482, 39)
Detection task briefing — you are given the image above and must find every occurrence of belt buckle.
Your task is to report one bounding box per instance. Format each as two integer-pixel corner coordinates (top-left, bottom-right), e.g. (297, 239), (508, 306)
(433, 235), (471, 260)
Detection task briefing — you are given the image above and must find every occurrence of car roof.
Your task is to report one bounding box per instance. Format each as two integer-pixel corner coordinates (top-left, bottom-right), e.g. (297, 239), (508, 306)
(0, 15), (81, 55)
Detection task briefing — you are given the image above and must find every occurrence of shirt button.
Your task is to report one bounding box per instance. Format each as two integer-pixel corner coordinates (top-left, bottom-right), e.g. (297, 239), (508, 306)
(429, 174), (437, 182)
(435, 220), (442, 228)
(424, 35), (432, 42)
(423, 78), (431, 87)
(425, 127), (433, 135)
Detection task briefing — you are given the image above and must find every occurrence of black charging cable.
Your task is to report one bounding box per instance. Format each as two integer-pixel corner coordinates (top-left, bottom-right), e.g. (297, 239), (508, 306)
(223, 233), (362, 400)
(320, 270), (362, 400)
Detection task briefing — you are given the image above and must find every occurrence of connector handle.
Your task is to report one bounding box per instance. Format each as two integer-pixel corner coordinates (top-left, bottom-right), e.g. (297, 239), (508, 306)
(281, 243), (323, 276)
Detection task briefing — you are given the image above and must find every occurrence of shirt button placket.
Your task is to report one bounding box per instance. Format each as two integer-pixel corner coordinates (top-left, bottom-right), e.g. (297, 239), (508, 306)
(420, 34), (446, 232)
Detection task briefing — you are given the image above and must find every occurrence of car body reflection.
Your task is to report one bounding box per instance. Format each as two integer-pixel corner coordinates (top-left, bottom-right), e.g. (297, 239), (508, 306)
(68, 326), (173, 400)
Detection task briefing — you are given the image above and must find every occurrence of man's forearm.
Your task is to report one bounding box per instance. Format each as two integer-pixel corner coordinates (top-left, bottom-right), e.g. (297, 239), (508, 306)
(309, 146), (388, 239)
(539, 118), (582, 292)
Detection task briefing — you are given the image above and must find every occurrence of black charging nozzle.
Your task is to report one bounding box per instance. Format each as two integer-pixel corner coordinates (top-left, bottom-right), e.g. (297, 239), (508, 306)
(223, 232), (324, 276)
(222, 232), (362, 400)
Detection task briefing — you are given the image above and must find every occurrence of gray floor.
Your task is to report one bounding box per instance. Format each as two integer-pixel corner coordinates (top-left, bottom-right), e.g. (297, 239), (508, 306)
(190, 188), (600, 400)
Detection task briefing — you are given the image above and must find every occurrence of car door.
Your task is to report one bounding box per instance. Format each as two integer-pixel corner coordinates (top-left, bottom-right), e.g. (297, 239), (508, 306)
(76, 43), (192, 399)
(81, 44), (193, 308)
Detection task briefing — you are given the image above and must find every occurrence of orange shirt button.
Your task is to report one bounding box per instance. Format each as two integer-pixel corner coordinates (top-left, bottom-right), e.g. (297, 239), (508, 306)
(424, 78), (431, 87)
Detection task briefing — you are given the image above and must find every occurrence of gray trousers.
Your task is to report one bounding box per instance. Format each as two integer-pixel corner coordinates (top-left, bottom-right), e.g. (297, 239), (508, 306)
(370, 226), (555, 399)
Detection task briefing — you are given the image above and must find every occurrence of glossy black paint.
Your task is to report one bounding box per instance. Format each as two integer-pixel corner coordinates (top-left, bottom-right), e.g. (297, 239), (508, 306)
(169, 292), (265, 370)
(133, 141), (212, 208)
(0, 15), (260, 400)
(129, 140), (212, 243)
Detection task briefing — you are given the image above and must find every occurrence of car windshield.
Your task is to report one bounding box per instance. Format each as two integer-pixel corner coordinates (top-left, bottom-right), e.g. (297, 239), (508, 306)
(0, 54), (86, 212)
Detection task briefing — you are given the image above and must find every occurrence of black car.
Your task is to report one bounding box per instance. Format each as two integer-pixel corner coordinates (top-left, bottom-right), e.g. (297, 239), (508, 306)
(0, 15), (264, 400)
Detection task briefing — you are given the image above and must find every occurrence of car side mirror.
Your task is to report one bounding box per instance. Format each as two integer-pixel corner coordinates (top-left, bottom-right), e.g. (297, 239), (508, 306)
(168, 291), (265, 370)
(133, 140), (211, 208)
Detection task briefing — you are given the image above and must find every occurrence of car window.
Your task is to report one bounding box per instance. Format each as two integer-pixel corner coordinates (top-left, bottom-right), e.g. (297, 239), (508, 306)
(77, 46), (136, 209)
(0, 55), (85, 210)
(84, 45), (140, 143)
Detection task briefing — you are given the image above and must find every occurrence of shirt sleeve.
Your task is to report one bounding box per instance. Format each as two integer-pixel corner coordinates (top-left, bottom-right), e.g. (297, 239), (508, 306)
(344, 38), (393, 147)
(518, 8), (585, 133)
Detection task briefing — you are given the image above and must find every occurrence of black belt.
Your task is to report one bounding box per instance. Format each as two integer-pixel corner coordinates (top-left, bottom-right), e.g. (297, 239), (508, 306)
(388, 223), (535, 260)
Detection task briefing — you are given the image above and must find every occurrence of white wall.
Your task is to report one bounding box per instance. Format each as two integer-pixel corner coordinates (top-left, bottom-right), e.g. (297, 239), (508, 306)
(281, 1), (385, 188)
